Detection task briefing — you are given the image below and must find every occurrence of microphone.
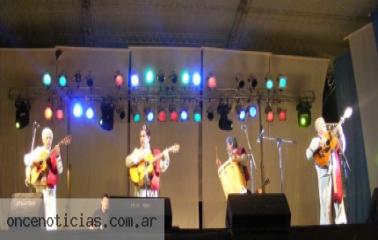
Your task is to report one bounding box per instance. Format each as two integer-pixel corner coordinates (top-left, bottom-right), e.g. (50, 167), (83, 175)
(240, 124), (247, 132)
(33, 121), (40, 128)
(256, 128), (264, 143)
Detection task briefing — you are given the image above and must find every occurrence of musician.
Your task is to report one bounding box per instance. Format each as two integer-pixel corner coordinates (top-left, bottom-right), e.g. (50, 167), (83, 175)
(24, 127), (63, 230)
(90, 193), (109, 230)
(216, 136), (249, 193)
(125, 125), (170, 197)
(306, 117), (347, 225)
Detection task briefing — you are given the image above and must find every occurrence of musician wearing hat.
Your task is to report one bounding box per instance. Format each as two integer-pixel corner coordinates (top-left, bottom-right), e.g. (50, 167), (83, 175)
(216, 136), (250, 195)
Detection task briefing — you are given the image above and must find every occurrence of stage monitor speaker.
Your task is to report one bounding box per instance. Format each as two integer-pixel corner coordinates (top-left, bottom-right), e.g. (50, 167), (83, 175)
(8, 193), (44, 230)
(226, 193), (291, 232)
(368, 188), (378, 223)
(110, 196), (172, 230)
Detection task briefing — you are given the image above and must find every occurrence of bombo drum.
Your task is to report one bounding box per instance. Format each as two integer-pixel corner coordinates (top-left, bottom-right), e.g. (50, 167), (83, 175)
(218, 159), (247, 198)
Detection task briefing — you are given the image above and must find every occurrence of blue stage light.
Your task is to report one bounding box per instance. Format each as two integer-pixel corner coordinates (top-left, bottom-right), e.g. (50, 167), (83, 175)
(73, 103), (83, 118)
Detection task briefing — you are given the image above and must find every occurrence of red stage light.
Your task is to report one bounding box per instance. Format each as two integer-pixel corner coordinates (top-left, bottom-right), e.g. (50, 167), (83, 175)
(115, 73), (124, 88)
(266, 111), (274, 122)
(278, 108), (287, 121)
(158, 111), (167, 122)
(44, 106), (53, 120)
(207, 75), (217, 89)
(170, 111), (178, 122)
(55, 108), (64, 120)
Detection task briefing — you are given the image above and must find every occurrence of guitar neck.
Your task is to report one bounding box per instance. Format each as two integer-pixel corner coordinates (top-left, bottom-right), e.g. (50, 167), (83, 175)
(148, 146), (178, 164)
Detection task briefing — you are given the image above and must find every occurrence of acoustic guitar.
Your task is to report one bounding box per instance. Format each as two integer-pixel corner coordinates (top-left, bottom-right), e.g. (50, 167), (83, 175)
(26, 135), (71, 187)
(129, 144), (180, 186)
(313, 108), (352, 167)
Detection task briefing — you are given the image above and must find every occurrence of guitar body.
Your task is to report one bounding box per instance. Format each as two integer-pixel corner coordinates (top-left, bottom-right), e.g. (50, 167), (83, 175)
(129, 153), (155, 186)
(25, 149), (50, 187)
(128, 144), (180, 187)
(313, 132), (339, 167)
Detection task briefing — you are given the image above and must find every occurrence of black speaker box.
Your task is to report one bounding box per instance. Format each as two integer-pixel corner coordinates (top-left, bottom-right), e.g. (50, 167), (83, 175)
(226, 193), (291, 232)
(8, 193), (44, 230)
(368, 188), (378, 223)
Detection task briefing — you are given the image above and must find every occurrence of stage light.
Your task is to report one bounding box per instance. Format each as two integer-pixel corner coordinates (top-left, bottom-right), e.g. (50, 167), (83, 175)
(170, 111), (178, 122)
(207, 74), (217, 89)
(86, 107), (94, 119)
(58, 74), (67, 88)
(15, 98), (31, 129)
(236, 74), (245, 89)
(74, 73), (81, 84)
(181, 71), (190, 86)
(235, 103), (246, 121)
(170, 72), (178, 84)
(44, 106), (53, 120)
(192, 72), (201, 87)
(100, 101), (114, 131)
(179, 108), (189, 122)
(169, 104), (178, 122)
(133, 113), (141, 123)
(145, 68), (155, 85)
(297, 101), (311, 128)
(194, 112), (201, 122)
(42, 73), (52, 88)
(157, 106), (167, 122)
(86, 75), (94, 87)
(193, 104), (202, 123)
(131, 103), (141, 123)
(73, 103), (83, 118)
(218, 102), (233, 130)
(158, 111), (167, 122)
(131, 74), (139, 88)
(144, 108), (154, 123)
(278, 74), (287, 90)
(115, 72), (124, 88)
(265, 105), (274, 123)
(265, 76), (274, 90)
(278, 107), (287, 121)
(248, 105), (258, 118)
(55, 107), (64, 120)
(248, 75), (258, 89)
(118, 109), (126, 120)
(206, 106), (215, 121)
(157, 70), (165, 83)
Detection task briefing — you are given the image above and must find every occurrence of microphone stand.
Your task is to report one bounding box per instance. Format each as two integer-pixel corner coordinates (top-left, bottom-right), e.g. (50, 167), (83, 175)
(258, 130), (295, 193)
(240, 124), (256, 193)
(27, 121), (39, 192)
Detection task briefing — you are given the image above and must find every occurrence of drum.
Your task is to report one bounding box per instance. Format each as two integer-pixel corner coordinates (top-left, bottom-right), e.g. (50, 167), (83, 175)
(218, 159), (247, 198)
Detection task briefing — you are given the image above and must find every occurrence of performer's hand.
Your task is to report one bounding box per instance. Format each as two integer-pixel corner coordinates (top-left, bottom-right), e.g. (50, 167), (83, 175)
(319, 137), (327, 147)
(216, 158), (222, 167)
(54, 145), (61, 156)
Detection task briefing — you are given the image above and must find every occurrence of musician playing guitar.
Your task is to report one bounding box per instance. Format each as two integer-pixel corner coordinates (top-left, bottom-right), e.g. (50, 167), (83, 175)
(24, 127), (67, 230)
(125, 125), (179, 197)
(306, 117), (347, 225)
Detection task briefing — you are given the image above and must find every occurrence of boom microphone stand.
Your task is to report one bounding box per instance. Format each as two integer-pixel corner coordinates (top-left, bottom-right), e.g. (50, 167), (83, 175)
(257, 129), (295, 193)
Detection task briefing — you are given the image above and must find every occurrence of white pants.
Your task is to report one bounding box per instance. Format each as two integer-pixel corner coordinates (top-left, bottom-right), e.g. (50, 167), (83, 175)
(42, 187), (57, 231)
(315, 164), (347, 225)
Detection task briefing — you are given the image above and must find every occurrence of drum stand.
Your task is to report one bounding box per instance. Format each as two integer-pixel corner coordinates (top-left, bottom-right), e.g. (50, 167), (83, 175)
(240, 124), (257, 193)
(258, 129), (295, 193)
